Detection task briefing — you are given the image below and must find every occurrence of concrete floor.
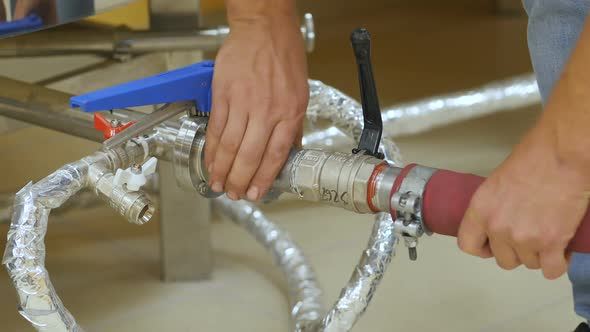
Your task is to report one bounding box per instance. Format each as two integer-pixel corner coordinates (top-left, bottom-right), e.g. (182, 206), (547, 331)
(0, 2), (581, 331)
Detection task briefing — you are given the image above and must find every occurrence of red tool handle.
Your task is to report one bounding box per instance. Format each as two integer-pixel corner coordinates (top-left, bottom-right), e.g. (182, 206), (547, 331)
(421, 169), (590, 253)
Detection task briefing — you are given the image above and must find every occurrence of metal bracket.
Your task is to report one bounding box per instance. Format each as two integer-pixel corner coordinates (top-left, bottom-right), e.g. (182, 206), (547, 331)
(390, 165), (437, 261)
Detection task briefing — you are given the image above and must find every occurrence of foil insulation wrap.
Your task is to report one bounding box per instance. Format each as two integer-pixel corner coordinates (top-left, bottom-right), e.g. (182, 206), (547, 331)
(304, 74), (540, 148)
(3, 162), (89, 332)
(319, 214), (398, 332)
(303, 78), (405, 331)
(307, 80), (364, 141)
(0, 190), (107, 225)
(213, 197), (323, 332)
(313, 137), (400, 332)
(306, 80), (403, 166)
(380, 74), (540, 137)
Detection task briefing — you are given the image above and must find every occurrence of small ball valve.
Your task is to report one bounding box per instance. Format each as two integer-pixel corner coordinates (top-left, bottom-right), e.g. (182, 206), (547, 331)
(113, 157), (158, 191)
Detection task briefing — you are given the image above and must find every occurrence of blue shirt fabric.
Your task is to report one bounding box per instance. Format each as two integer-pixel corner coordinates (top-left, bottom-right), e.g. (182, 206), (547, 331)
(522, 0), (590, 320)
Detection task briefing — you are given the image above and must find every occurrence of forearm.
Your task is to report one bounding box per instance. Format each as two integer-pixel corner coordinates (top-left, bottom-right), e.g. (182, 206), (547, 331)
(542, 17), (590, 171)
(225, 0), (298, 26)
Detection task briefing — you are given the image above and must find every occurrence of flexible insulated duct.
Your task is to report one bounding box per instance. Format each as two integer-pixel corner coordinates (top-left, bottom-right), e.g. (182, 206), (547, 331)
(304, 74), (541, 150)
(213, 198), (324, 332)
(3, 137), (155, 332)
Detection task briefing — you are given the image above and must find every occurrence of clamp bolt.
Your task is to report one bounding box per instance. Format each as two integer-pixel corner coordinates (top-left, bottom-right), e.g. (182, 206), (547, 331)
(131, 164), (142, 175)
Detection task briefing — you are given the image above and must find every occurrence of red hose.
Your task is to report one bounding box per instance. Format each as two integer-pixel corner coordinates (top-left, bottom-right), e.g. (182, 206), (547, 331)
(391, 165), (590, 253)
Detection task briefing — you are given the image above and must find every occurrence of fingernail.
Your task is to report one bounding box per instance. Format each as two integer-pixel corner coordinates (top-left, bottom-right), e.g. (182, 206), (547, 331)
(246, 186), (259, 201)
(211, 182), (223, 193)
(227, 191), (238, 201)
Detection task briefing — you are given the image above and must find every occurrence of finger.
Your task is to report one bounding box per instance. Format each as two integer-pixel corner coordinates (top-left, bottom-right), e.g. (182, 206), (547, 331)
(0, 3), (5, 22)
(204, 91), (229, 171)
(209, 110), (248, 198)
(458, 208), (493, 258)
(294, 120), (304, 149)
(515, 249), (541, 269)
(489, 238), (521, 270)
(225, 119), (273, 200)
(249, 121), (298, 198)
(13, 0), (37, 19)
(540, 248), (569, 280)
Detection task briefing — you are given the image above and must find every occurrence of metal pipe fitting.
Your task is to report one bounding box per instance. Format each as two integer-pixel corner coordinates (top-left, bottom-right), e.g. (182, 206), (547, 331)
(0, 75), (141, 142)
(275, 149), (386, 213)
(90, 165), (155, 225)
(173, 116), (207, 191)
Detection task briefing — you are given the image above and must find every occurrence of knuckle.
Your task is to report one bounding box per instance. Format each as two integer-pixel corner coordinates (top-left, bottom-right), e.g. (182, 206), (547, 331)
(268, 141), (290, 162)
(487, 219), (508, 236)
(220, 136), (241, 154)
(511, 229), (536, 245)
(537, 233), (559, 249)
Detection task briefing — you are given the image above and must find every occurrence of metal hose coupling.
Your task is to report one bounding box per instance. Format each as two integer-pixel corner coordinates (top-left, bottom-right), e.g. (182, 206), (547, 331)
(172, 116), (221, 198)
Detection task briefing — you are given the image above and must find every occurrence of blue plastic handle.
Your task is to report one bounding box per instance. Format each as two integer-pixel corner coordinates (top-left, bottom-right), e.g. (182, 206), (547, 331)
(71, 60), (215, 114)
(0, 14), (44, 36)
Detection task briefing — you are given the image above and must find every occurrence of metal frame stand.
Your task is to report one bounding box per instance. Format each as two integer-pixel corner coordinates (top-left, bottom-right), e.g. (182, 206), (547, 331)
(150, 0), (213, 282)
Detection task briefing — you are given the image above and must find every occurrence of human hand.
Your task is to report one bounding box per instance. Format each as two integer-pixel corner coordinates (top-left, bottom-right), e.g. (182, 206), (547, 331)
(205, 5), (308, 201)
(13, 0), (40, 19)
(13, 0), (56, 24)
(457, 119), (590, 279)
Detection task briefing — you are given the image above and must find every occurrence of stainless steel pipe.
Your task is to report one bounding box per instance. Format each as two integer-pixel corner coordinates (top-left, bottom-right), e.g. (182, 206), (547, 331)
(0, 75), (143, 142)
(0, 13), (315, 58)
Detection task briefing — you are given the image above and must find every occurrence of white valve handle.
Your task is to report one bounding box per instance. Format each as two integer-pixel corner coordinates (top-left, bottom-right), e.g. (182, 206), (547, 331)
(113, 157), (158, 191)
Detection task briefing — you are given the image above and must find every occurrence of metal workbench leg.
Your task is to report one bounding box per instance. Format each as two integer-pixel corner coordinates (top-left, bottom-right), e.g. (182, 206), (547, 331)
(159, 161), (212, 281)
(158, 46), (213, 281)
(149, 0), (213, 282)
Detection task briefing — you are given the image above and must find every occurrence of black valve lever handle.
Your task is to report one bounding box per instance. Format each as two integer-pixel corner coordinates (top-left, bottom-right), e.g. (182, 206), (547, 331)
(350, 28), (384, 158)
